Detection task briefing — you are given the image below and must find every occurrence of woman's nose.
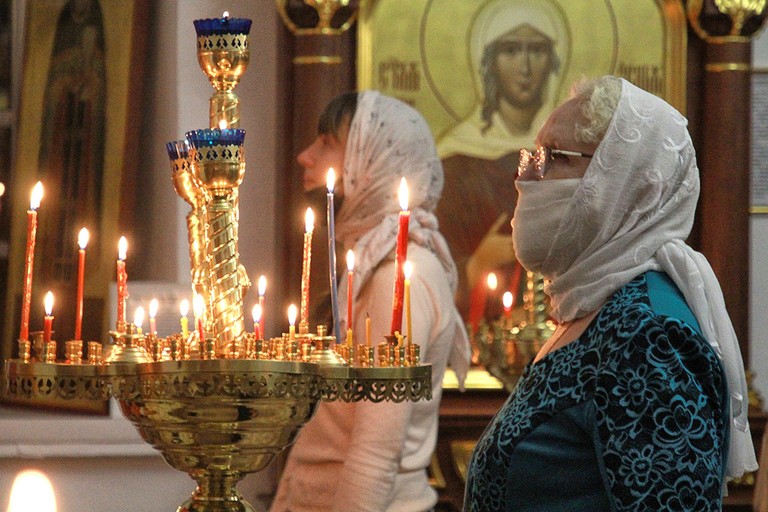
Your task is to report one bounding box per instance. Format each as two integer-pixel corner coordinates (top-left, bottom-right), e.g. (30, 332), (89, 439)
(297, 144), (315, 169)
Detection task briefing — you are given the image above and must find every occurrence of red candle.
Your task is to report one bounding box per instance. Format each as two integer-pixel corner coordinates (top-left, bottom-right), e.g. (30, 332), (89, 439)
(503, 291), (513, 319)
(43, 291), (54, 343)
(193, 294), (205, 341)
(19, 181), (43, 341)
(346, 249), (355, 331)
(74, 228), (89, 341)
(116, 236), (128, 330)
(390, 177), (410, 334)
(252, 304), (262, 340)
(404, 261), (412, 345)
(300, 208), (314, 326)
(149, 298), (159, 335)
(258, 275), (266, 338)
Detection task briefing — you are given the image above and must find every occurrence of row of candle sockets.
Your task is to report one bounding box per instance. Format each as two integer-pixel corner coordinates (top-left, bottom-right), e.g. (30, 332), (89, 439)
(16, 131), (415, 353)
(16, 327), (421, 368)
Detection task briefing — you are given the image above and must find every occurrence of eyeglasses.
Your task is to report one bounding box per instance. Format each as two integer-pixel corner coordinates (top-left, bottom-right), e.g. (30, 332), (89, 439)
(518, 147), (593, 180)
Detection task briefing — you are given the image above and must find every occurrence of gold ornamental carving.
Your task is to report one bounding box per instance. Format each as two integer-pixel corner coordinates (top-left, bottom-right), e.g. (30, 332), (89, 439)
(688, 0), (768, 41)
(275, 0), (358, 36)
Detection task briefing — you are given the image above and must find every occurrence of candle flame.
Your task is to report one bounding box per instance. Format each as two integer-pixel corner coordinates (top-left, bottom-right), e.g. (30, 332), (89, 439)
(222, 11), (229, 18)
(398, 177), (409, 211)
(218, 119), (228, 130)
(252, 304), (262, 323)
(258, 275), (267, 297)
(346, 249), (355, 272)
(326, 168), (336, 193)
(8, 470), (57, 512)
(44, 291), (54, 316)
(78, 228), (90, 250)
(149, 298), (159, 319)
(0, 182), (5, 197)
(193, 293), (205, 317)
(118, 236), (128, 260)
(503, 291), (513, 309)
(305, 207), (315, 233)
(30, 181), (44, 210)
(486, 272), (498, 291)
(134, 306), (145, 329)
(287, 304), (297, 326)
(179, 299), (189, 317)
(404, 260), (413, 280)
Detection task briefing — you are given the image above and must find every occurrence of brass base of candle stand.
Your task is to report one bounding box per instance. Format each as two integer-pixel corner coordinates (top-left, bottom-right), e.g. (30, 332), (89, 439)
(3, 357), (431, 511)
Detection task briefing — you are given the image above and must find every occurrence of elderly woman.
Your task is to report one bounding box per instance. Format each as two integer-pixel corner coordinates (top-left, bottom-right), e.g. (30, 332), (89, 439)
(271, 91), (470, 512)
(464, 76), (757, 511)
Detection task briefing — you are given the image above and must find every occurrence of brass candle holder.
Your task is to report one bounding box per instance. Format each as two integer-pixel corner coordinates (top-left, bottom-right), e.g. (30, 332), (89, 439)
(475, 271), (555, 391)
(2, 13), (433, 512)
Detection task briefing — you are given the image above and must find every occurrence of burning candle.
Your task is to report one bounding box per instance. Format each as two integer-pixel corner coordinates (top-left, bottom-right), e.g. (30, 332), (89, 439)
(43, 291), (54, 344)
(149, 299), (159, 335)
(390, 177), (410, 334)
(503, 291), (513, 319)
(252, 304), (262, 339)
(116, 237), (129, 330)
(19, 181), (43, 341)
(346, 249), (355, 331)
(193, 294), (205, 341)
(179, 299), (190, 338)
(366, 313), (371, 347)
(327, 168), (341, 343)
(134, 306), (145, 335)
(487, 272), (498, 292)
(403, 261), (413, 346)
(258, 275), (266, 337)
(300, 208), (314, 327)
(287, 304), (297, 341)
(74, 228), (89, 341)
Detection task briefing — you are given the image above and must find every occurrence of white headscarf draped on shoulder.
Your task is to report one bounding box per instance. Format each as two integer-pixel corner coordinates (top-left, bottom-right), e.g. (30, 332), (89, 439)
(335, 90), (470, 383)
(539, 78), (757, 479)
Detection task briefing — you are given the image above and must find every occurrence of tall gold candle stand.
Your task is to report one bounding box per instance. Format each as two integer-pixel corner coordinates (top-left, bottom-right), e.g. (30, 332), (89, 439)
(2, 13), (432, 512)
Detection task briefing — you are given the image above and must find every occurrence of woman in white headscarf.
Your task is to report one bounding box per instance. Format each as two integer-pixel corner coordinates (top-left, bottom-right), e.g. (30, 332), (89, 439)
(464, 76), (756, 511)
(435, 0), (570, 328)
(271, 91), (470, 512)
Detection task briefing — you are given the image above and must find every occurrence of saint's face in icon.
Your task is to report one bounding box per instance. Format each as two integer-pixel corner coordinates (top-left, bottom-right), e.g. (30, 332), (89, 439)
(492, 24), (556, 110)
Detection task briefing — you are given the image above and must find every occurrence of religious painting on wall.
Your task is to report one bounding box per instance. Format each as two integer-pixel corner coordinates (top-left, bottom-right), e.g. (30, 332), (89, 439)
(358, 0), (686, 378)
(2, 0), (148, 412)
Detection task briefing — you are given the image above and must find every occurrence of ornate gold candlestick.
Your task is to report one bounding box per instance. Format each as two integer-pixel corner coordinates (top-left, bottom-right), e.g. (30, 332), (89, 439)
(194, 15), (251, 128)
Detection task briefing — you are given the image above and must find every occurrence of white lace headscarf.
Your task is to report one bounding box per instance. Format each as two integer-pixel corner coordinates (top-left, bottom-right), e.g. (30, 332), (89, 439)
(335, 90), (470, 383)
(533, 77), (756, 479)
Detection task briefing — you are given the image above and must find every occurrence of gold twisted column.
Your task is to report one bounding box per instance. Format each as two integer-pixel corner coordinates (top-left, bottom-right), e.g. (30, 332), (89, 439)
(206, 197), (246, 356)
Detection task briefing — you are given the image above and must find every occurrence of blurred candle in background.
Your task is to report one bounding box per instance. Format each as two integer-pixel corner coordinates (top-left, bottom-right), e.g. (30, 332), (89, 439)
(503, 291), (513, 319)
(74, 228), (89, 341)
(7, 469), (57, 512)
